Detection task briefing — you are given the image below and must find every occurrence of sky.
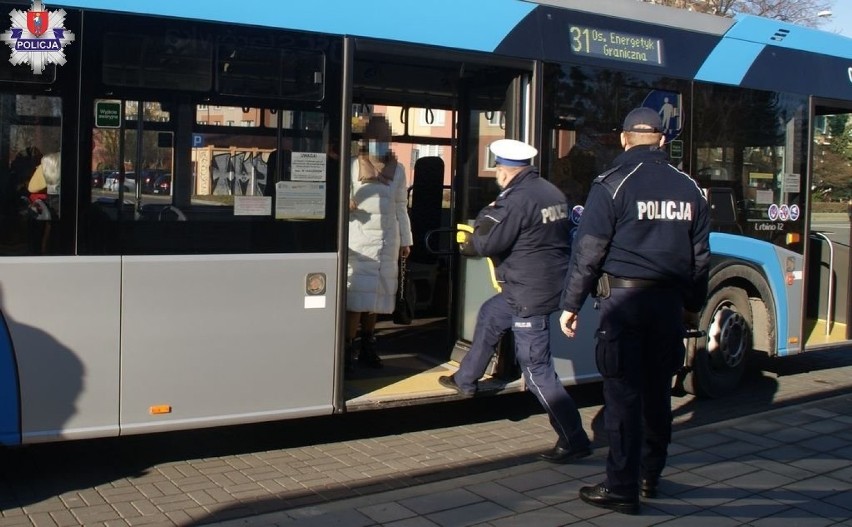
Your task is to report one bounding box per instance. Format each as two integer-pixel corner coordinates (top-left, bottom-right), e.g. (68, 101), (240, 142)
(826, 0), (852, 36)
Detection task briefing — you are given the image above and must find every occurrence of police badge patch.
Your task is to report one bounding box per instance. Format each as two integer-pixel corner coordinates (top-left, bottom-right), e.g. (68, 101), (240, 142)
(0, 0), (75, 74)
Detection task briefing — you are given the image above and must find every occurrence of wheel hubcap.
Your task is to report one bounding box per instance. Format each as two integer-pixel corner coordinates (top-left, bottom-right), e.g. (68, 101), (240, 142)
(707, 304), (749, 369)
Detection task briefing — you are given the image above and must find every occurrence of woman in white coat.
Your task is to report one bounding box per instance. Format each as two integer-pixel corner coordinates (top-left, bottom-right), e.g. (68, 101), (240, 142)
(347, 116), (412, 373)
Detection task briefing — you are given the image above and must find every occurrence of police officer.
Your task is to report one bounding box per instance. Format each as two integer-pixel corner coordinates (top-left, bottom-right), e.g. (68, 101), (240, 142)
(559, 107), (710, 514)
(439, 139), (591, 463)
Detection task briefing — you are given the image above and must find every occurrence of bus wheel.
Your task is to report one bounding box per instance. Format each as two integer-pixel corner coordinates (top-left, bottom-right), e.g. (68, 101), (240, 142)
(684, 286), (752, 398)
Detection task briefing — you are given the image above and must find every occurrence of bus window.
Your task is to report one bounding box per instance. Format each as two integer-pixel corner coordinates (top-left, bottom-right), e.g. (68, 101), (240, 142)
(102, 32), (213, 92)
(0, 94), (62, 256)
(692, 84), (808, 250)
(194, 107), (326, 203)
(84, 99), (336, 255)
(217, 45), (324, 101)
(351, 104), (453, 193)
(543, 63), (690, 208)
(91, 100), (174, 211)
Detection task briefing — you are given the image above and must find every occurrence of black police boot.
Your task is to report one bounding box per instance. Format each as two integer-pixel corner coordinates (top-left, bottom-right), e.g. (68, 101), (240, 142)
(358, 333), (383, 369)
(537, 441), (592, 464)
(438, 375), (475, 397)
(640, 477), (659, 499)
(579, 483), (640, 515)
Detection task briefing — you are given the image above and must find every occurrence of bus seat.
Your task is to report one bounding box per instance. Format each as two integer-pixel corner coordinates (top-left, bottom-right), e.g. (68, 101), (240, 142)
(708, 187), (743, 234)
(407, 156), (444, 312)
(408, 156), (444, 263)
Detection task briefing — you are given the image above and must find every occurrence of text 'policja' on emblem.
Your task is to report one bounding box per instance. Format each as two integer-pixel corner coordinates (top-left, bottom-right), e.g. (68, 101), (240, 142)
(0, 0), (75, 74)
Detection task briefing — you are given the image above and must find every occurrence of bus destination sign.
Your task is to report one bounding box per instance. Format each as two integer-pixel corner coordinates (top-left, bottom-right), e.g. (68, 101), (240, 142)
(569, 25), (664, 67)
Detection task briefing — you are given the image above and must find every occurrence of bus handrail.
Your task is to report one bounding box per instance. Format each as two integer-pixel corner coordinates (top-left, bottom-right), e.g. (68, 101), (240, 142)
(810, 231), (835, 336)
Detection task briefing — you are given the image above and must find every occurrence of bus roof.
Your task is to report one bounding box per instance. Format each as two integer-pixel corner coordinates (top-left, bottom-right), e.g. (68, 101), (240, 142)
(50, 0), (852, 98)
(51, 0), (852, 55)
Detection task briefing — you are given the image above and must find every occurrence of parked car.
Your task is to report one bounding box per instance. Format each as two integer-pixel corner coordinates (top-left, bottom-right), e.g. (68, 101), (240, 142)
(103, 171), (136, 192)
(101, 171), (117, 190)
(91, 171), (105, 188)
(140, 169), (168, 193)
(151, 174), (172, 195)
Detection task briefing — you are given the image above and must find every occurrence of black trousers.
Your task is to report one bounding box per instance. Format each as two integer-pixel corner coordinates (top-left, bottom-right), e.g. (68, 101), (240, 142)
(595, 286), (684, 495)
(455, 294), (590, 450)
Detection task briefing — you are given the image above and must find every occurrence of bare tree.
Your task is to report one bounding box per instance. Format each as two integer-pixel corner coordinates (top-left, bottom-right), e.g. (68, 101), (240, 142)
(641, 0), (834, 26)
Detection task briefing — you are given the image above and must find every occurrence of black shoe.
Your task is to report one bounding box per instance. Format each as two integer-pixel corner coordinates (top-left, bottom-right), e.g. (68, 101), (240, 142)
(537, 443), (592, 464)
(640, 477), (659, 499)
(358, 337), (383, 368)
(438, 375), (474, 397)
(579, 484), (640, 515)
(358, 351), (383, 368)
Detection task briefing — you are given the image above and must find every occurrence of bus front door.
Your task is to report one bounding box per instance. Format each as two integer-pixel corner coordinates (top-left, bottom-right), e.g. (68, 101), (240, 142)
(806, 105), (852, 347)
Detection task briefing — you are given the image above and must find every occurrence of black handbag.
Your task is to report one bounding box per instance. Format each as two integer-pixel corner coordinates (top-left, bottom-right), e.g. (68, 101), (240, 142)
(393, 256), (414, 325)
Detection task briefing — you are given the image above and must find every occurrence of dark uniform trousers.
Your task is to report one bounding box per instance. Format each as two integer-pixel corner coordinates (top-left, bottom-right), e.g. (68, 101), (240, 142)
(596, 285), (684, 494)
(456, 294), (590, 450)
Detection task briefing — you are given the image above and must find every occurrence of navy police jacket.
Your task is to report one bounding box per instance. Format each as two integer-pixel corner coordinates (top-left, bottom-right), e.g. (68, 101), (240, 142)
(469, 166), (572, 317)
(560, 145), (710, 313)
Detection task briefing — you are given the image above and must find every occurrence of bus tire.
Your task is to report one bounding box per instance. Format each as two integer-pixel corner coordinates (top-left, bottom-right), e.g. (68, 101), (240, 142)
(683, 285), (752, 398)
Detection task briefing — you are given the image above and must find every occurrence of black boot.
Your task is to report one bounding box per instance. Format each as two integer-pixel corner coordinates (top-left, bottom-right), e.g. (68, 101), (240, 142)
(344, 342), (355, 377)
(358, 334), (383, 368)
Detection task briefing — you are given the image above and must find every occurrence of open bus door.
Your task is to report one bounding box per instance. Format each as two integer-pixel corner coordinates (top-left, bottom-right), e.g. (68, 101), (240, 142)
(805, 101), (852, 348)
(449, 69), (530, 393)
(341, 40), (553, 407)
(449, 66), (600, 395)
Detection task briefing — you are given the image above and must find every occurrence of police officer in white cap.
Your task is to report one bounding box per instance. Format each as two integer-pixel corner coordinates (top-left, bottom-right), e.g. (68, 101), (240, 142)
(439, 138), (592, 464)
(559, 107), (711, 514)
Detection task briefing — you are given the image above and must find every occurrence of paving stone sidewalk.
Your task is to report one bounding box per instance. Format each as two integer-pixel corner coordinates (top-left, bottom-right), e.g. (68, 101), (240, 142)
(1, 346), (851, 527)
(203, 392), (852, 527)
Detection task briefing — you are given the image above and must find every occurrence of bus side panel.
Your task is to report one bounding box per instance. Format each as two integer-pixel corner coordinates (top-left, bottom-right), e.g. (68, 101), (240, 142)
(118, 254), (337, 434)
(0, 311), (20, 446)
(459, 248), (599, 386)
(710, 233), (803, 356)
(0, 257), (122, 443)
(551, 298), (601, 385)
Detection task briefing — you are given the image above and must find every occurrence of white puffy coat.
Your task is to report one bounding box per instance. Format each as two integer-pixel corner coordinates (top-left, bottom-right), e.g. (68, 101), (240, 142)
(347, 158), (413, 313)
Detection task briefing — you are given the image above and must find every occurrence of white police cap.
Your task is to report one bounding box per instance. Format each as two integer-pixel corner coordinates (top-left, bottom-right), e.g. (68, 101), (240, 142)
(490, 139), (537, 167)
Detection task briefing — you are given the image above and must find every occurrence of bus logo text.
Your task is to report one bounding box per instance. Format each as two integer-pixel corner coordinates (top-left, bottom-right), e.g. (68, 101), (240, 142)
(0, 0), (75, 74)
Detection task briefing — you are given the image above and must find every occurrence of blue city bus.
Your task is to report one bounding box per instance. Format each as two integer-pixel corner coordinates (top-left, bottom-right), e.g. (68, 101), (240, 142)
(0, 0), (850, 445)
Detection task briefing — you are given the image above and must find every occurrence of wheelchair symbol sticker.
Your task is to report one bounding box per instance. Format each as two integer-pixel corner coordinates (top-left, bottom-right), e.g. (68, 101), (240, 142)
(570, 205), (584, 225)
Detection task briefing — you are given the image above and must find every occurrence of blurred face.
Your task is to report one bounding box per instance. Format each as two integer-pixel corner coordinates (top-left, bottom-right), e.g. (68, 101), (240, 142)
(368, 139), (390, 158)
(363, 117), (393, 159)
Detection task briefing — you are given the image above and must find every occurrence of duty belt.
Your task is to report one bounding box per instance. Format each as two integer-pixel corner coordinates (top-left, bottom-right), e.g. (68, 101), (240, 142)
(607, 275), (670, 289)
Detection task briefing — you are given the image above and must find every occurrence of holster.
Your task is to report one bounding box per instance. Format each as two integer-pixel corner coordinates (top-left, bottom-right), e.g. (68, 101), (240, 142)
(593, 273), (611, 300)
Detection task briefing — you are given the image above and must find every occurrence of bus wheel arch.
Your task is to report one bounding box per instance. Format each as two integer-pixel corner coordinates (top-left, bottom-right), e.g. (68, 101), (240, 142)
(681, 264), (774, 398)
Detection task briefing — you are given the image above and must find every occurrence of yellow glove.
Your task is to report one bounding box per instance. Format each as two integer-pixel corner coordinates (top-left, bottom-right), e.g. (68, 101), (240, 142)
(456, 223), (500, 292)
(456, 225), (478, 256)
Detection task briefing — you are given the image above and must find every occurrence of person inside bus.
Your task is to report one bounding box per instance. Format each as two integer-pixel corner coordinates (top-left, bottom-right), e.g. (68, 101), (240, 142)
(558, 107), (710, 515)
(438, 139), (592, 464)
(345, 115), (412, 374)
(26, 151), (60, 254)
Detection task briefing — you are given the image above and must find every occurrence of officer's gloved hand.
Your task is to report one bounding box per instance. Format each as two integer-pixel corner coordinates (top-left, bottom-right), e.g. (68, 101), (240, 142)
(456, 230), (478, 257)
